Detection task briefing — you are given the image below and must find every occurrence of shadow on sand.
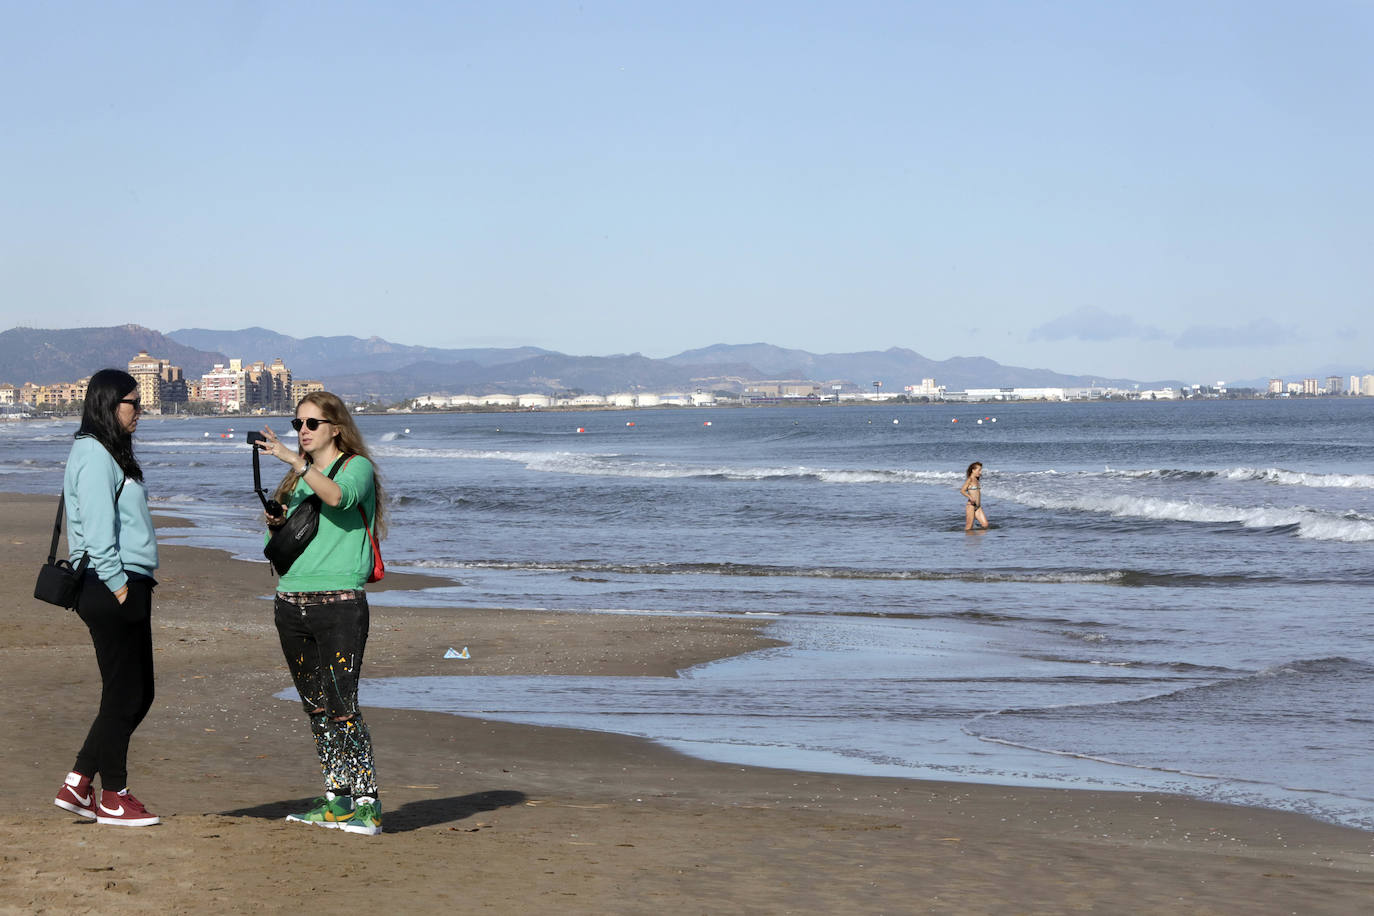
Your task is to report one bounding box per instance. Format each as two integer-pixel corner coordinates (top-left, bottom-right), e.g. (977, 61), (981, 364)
(221, 790), (526, 834)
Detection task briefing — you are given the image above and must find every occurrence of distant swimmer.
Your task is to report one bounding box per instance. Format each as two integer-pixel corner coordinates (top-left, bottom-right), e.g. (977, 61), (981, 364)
(960, 461), (990, 531)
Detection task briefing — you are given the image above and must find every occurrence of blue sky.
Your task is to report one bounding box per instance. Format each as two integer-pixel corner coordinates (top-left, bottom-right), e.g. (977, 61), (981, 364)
(3, 1), (1371, 383)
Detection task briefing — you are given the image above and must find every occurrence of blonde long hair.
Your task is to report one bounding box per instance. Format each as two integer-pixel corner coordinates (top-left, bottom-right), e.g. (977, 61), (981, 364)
(273, 391), (387, 539)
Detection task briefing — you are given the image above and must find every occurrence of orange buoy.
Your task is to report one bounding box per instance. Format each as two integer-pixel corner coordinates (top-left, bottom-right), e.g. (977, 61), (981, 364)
(576, 427), (585, 433)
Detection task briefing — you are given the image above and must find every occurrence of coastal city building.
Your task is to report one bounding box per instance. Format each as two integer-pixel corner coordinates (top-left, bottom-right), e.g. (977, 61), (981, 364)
(744, 381), (823, 399)
(200, 362), (248, 412)
(128, 351), (187, 412)
(11, 351), (1374, 418)
(244, 358), (293, 412)
(904, 378), (944, 398)
(291, 379), (325, 404)
(195, 358), (316, 413)
(0, 352), (316, 415)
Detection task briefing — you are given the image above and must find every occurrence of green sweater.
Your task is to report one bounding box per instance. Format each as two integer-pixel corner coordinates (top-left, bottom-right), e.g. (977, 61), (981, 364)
(273, 455), (378, 592)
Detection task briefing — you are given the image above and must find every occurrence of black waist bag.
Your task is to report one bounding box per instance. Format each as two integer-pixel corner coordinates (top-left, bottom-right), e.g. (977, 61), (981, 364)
(263, 456), (346, 576)
(35, 478), (124, 610)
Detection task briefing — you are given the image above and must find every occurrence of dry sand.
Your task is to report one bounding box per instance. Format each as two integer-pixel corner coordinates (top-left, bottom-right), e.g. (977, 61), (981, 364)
(1, 492), (1371, 914)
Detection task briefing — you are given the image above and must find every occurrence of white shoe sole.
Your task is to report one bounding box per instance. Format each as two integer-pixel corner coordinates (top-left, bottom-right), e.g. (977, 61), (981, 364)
(54, 798), (96, 819)
(339, 822), (381, 835)
(285, 815), (343, 829)
(95, 814), (160, 826)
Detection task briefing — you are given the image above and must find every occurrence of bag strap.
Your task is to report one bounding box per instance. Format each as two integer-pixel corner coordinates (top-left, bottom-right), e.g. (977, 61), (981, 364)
(331, 453), (381, 551)
(329, 455), (373, 527)
(325, 455), (350, 479)
(47, 496), (65, 564)
(49, 476), (127, 564)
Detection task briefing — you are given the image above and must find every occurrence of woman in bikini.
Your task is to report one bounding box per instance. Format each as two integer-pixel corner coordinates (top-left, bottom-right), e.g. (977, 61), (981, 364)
(960, 461), (989, 531)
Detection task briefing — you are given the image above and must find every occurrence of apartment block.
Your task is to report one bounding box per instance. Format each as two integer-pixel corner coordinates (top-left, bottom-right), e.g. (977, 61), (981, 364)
(291, 379), (324, 405)
(128, 351), (188, 412)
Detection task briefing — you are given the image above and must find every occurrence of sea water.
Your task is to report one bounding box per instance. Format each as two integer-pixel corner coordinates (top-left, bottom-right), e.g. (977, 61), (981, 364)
(4, 400), (1373, 828)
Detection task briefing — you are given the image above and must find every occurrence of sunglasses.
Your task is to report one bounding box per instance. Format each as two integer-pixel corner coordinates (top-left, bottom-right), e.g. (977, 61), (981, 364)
(119, 398), (142, 412)
(291, 417), (330, 432)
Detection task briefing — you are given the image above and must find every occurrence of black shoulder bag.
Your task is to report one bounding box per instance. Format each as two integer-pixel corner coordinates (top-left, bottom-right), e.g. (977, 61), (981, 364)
(34, 478), (126, 610)
(261, 455), (348, 576)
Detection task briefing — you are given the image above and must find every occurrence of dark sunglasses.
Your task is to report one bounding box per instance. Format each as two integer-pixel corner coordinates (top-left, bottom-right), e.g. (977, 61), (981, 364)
(291, 417), (329, 432)
(119, 398), (142, 412)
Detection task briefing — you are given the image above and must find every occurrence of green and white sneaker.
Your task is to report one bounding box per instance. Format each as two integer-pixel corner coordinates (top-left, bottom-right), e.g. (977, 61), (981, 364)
(285, 792), (355, 829)
(340, 797), (382, 836)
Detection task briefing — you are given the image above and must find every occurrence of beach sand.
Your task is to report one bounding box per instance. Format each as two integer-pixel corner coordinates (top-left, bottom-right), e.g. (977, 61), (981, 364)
(1, 491), (1371, 914)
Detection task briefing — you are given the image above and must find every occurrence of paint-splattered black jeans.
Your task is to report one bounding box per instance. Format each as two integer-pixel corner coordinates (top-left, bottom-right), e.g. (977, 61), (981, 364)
(273, 590), (369, 718)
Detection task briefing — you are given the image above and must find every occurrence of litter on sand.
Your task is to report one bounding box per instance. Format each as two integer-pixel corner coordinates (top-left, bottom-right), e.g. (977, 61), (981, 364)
(443, 647), (471, 659)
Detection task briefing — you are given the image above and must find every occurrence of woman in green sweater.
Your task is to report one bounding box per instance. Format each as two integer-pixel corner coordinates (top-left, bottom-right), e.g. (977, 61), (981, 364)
(254, 391), (386, 836)
(53, 369), (161, 827)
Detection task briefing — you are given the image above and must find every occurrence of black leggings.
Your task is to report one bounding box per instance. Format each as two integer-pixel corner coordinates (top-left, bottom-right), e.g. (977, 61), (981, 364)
(73, 573), (155, 792)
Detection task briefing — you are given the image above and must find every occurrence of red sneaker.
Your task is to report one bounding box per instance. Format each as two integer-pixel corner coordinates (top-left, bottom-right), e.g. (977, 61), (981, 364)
(95, 789), (160, 827)
(54, 771), (95, 819)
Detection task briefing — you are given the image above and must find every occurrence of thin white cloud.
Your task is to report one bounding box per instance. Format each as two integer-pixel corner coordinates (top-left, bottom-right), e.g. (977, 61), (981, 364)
(1029, 307), (1168, 343)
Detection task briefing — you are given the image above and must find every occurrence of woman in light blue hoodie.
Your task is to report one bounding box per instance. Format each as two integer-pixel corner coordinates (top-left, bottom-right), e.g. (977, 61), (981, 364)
(51, 369), (161, 827)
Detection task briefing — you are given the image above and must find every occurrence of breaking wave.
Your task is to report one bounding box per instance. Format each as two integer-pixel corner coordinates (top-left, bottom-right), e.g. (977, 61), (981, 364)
(373, 444), (960, 484)
(1005, 490), (1374, 542)
(1106, 466), (1374, 489)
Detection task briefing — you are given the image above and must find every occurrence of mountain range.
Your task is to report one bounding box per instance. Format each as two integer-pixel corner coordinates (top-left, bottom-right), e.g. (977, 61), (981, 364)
(2, 324), (1184, 401)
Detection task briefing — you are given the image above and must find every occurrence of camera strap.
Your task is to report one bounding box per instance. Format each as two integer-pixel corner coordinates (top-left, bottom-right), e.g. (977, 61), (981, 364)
(251, 442), (271, 511)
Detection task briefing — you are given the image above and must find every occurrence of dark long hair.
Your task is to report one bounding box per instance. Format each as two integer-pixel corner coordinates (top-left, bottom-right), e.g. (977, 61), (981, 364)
(77, 368), (143, 483)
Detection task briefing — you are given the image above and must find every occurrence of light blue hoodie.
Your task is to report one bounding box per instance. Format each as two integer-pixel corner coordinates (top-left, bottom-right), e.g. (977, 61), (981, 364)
(63, 436), (158, 592)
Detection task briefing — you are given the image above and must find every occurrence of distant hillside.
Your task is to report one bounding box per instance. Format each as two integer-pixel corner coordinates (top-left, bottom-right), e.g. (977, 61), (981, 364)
(168, 327), (553, 378)
(3, 324), (1192, 400)
(323, 353), (740, 401)
(668, 344), (1169, 392)
(0, 325), (225, 385)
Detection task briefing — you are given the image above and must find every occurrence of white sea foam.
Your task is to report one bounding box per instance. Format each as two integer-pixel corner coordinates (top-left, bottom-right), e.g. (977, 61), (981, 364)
(373, 444), (960, 484)
(1007, 490), (1374, 542)
(1223, 467), (1374, 489)
(1103, 466), (1374, 489)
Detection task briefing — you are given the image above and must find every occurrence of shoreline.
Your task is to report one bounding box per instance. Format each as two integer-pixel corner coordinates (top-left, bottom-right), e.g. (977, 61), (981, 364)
(3, 492), (1373, 913)
(7, 395), (1373, 425)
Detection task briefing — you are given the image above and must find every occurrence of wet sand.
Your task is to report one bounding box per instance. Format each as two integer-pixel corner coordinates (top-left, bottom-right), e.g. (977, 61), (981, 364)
(1, 492), (1371, 914)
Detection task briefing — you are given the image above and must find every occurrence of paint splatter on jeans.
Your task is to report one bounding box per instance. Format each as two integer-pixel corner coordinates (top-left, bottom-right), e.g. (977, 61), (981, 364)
(275, 592), (379, 797)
